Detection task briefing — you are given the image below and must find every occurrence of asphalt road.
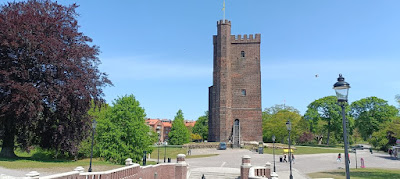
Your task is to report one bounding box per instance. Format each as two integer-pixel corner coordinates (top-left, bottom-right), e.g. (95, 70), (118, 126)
(186, 146), (400, 177)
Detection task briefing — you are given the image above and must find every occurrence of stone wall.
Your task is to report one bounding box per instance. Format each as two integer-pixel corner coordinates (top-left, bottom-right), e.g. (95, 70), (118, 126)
(21, 155), (188, 179)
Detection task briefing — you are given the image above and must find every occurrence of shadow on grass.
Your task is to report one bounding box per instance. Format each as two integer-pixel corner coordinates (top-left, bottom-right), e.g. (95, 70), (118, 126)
(0, 156), (76, 163)
(0, 151), (80, 163)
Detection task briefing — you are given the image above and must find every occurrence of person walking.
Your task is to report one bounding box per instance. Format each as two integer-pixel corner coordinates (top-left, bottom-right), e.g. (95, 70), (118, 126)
(283, 154), (288, 162)
(292, 154), (295, 164)
(348, 153), (350, 164)
(337, 153), (341, 162)
(389, 149), (393, 157)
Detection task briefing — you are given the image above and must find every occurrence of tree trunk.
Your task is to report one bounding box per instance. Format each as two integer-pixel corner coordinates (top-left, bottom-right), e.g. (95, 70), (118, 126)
(326, 120), (331, 145)
(0, 117), (17, 158)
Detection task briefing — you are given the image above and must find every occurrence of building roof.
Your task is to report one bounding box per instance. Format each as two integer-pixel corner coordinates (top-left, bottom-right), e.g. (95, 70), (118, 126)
(146, 119), (160, 126)
(185, 121), (196, 127)
(163, 122), (172, 128)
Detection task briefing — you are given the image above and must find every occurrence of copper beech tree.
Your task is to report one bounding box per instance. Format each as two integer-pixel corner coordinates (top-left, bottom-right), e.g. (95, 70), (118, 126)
(0, 0), (111, 157)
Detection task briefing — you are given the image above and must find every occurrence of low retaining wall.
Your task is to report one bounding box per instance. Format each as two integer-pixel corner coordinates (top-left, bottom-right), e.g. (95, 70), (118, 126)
(7, 154), (188, 179)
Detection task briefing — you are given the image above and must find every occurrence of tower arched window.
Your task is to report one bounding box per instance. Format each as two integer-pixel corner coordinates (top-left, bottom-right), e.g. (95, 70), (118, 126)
(241, 51), (245, 57)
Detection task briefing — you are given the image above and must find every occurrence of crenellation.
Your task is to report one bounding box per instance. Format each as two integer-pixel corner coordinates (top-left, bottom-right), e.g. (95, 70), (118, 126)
(217, 19), (231, 25)
(230, 34), (261, 43)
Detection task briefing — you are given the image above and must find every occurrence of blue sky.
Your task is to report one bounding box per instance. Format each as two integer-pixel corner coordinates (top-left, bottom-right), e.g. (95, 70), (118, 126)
(7, 0), (400, 120)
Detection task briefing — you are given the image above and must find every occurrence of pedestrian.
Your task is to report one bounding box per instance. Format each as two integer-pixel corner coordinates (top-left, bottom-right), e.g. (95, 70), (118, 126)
(337, 153), (341, 162)
(348, 153), (350, 164)
(283, 154), (287, 162)
(292, 154), (295, 164)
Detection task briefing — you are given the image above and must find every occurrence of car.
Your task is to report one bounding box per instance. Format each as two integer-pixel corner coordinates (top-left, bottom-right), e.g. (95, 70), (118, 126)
(218, 142), (227, 150)
(352, 144), (364, 150)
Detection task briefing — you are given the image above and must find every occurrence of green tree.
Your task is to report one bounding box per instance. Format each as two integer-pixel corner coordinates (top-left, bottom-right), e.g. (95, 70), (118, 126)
(262, 105), (307, 143)
(369, 117), (400, 150)
(263, 104), (299, 121)
(192, 111), (209, 141)
(169, 110), (190, 145)
(96, 95), (155, 164)
(350, 96), (398, 140)
(78, 101), (111, 158)
(304, 96), (352, 145)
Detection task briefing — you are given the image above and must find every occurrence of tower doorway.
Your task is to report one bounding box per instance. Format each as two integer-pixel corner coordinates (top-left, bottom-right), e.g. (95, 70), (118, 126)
(233, 119), (240, 148)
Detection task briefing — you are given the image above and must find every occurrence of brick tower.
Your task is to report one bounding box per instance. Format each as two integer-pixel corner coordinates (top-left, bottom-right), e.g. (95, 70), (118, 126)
(208, 19), (262, 146)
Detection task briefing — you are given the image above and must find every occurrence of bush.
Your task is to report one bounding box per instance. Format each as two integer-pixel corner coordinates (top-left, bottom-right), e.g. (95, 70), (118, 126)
(297, 132), (314, 144)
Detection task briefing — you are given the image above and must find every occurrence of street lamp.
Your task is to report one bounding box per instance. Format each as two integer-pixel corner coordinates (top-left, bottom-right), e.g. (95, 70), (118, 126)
(272, 135), (276, 172)
(157, 134), (160, 164)
(164, 141), (167, 163)
(286, 120), (293, 179)
(88, 119), (97, 172)
(333, 74), (351, 179)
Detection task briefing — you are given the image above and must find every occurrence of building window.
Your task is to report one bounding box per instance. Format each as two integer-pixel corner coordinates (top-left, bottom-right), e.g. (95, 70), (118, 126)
(241, 51), (245, 57)
(241, 89), (246, 96)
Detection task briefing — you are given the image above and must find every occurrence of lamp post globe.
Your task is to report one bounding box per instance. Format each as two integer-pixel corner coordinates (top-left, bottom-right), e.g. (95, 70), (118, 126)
(286, 120), (291, 131)
(88, 119), (97, 172)
(333, 74), (351, 179)
(272, 135), (276, 172)
(333, 74), (350, 102)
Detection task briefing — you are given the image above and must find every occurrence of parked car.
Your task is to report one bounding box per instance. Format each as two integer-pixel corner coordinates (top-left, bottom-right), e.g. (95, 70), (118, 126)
(218, 142), (227, 150)
(353, 144), (364, 150)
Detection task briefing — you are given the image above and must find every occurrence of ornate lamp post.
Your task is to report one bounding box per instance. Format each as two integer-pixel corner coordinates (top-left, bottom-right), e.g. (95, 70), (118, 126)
(164, 141), (167, 163)
(88, 119), (97, 172)
(286, 120), (293, 179)
(333, 74), (351, 179)
(272, 135), (276, 172)
(157, 134), (160, 164)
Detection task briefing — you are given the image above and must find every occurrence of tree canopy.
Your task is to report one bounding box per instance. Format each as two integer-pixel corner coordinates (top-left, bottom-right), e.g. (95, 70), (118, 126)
(192, 111), (208, 141)
(262, 105), (307, 144)
(350, 96), (398, 140)
(96, 95), (155, 164)
(168, 110), (190, 145)
(304, 96), (353, 145)
(0, 0), (111, 157)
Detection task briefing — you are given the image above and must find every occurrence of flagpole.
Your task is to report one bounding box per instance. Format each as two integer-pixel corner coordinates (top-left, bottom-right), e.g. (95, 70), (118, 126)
(223, 0), (225, 21)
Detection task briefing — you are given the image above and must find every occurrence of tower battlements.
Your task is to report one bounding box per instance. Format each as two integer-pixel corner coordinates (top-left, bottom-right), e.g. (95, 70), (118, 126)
(231, 34), (261, 44)
(217, 19), (231, 25)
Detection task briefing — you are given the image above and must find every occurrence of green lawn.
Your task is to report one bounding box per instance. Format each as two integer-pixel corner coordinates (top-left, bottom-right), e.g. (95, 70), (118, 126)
(308, 168), (400, 179)
(0, 157), (121, 169)
(261, 145), (344, 155)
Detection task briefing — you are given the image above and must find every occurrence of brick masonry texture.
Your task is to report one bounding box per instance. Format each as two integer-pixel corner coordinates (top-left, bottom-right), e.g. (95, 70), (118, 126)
(208, 19), (262, 143)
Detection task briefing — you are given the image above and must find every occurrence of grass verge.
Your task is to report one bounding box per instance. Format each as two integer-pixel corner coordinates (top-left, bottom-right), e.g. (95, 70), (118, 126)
(261, 145), (344, 155)
(308, 168), (400, 179)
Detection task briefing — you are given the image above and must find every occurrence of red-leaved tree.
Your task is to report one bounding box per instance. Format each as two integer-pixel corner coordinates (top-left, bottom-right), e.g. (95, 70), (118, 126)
(0, 0), (112, 157)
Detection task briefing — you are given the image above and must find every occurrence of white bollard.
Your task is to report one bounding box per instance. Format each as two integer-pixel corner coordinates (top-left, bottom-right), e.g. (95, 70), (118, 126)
(125, 158), (133, 166)
(26, 171), (40, 179)
(74, 166), (85, 172)
(271, 172), (278, 179)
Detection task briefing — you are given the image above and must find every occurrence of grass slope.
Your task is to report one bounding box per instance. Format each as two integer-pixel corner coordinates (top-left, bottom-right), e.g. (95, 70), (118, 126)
(308, 168), (400, 179)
